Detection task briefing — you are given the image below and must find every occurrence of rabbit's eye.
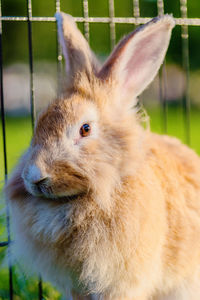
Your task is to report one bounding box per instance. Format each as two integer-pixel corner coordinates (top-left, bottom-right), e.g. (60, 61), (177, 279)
(80, 124), (91, 137)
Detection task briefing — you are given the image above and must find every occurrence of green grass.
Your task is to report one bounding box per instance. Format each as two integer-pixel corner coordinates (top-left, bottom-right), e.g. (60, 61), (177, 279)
(0, 106), (200, 299)
(147, 105), (200, 154)
(0, 116), (32, 186)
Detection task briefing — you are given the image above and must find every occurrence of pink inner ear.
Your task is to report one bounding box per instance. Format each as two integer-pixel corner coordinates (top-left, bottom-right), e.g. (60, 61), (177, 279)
(123, 30), (166, 93)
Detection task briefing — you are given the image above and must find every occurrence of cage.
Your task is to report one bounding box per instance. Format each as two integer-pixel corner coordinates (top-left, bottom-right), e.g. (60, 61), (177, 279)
(0, 0), (200, 299)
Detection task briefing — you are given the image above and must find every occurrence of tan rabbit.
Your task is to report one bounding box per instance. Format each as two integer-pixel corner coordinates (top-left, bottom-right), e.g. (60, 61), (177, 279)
(5, 12), (200, 300)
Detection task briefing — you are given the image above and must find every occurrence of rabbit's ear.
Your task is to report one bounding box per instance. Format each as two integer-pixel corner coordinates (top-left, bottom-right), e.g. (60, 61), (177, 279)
(55, 12), (99, 88)
(98, 15), (175, 107)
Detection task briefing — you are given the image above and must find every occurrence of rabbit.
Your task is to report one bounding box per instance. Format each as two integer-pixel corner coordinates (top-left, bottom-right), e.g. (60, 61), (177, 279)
(4, 11), (200, 300)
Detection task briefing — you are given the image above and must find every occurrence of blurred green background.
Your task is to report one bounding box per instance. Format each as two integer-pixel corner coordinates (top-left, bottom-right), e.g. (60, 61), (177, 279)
(1, 0), (200, 299)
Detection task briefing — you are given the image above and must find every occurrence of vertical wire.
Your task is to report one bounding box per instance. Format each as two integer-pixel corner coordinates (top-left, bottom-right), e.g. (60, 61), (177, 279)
(132, 0), (141, 109)
(157, 0), (168, 133)
(55, 0), (61, 12)
(108, 0), (116, 49)
(55, 0), (63, 98)
(133, 0), (140, 24)
(157, 0), (164, 16)
(180, 0), (190, 145)
(0, 1), (7, 180)
(82, 0), (89, 42)
(0, 1), (13, 299)
(38, 276), (43, 300)
(27, 0), (35, 131)
(27, 1), (43, 298)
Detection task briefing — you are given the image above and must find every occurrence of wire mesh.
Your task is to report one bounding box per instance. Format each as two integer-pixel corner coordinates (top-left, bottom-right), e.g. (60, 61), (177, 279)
(56, 0), (63, 98)
(27, 0), (36, 131)
(0, 0), (13, 299)
(108, 0), (116, 49)
(82, 0), (90, 42)
(0, 0), (198, 298)
(157, 0), (168, 133)
(0, 16), (200, 25)
(133, 0), (140, 21)
(180, 0), (190, 145)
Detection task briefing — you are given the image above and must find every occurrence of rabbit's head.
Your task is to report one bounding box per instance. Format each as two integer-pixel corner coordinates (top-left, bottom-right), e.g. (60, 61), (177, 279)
(22, 13), (175, 211)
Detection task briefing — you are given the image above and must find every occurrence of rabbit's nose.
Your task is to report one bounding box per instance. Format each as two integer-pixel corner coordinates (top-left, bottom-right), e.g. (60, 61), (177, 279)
(33, 177), (48, 187)
(33, 177), (50, 192)
(23, 164), (47, 184)
(22, 164), (51, 196)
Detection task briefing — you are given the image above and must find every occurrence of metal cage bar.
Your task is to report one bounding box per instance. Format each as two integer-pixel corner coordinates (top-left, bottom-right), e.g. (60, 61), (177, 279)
(1, 16), (200, 26)
(157, 0), (164, 15)
(0, 1), (7, 181)
(180, 0), (190, 145)
(27, 0), (36, 131)
(157, 0), (168, 133)
(108, 0), (116, 49)
(27, 0), (43, 298)
(0, 0), (13, 299)
(83, 0), (90, 42)
(56, 0), (63, 97)
(133, 0), (140, 22)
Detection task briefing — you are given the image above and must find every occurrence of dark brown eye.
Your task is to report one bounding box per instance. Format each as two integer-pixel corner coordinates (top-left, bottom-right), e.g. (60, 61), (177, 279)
(80, 124), (91, 137)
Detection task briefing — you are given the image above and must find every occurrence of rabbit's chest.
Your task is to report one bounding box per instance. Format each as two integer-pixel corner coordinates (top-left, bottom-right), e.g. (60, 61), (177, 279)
(12, 198), (115, 291)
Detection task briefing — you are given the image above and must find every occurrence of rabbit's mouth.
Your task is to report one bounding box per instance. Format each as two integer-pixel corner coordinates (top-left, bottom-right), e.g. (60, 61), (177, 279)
(25, 179), (86, 201)
(40, 189), (86, 201)
(50, 193), (86, 202)
(22, 162), (88, 200)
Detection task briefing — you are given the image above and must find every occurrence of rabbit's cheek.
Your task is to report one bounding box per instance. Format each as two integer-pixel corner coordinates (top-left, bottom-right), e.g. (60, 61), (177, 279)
(50, 176), (88, 197)
(23, 180), (42, 197)
(43, 162), (88, 197)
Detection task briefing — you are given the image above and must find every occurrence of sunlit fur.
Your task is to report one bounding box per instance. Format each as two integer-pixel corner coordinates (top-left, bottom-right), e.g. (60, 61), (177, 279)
(5, 13), (200, 300)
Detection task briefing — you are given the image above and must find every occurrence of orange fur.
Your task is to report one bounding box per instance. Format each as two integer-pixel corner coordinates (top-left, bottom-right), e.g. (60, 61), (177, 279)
(4, 13), (200, 300)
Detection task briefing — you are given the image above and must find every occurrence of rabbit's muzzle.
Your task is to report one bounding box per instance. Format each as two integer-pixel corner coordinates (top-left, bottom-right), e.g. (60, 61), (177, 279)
(22, 160), (88, 200)
(22, 163), (52, 197)
(33, 177), (53, 197)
